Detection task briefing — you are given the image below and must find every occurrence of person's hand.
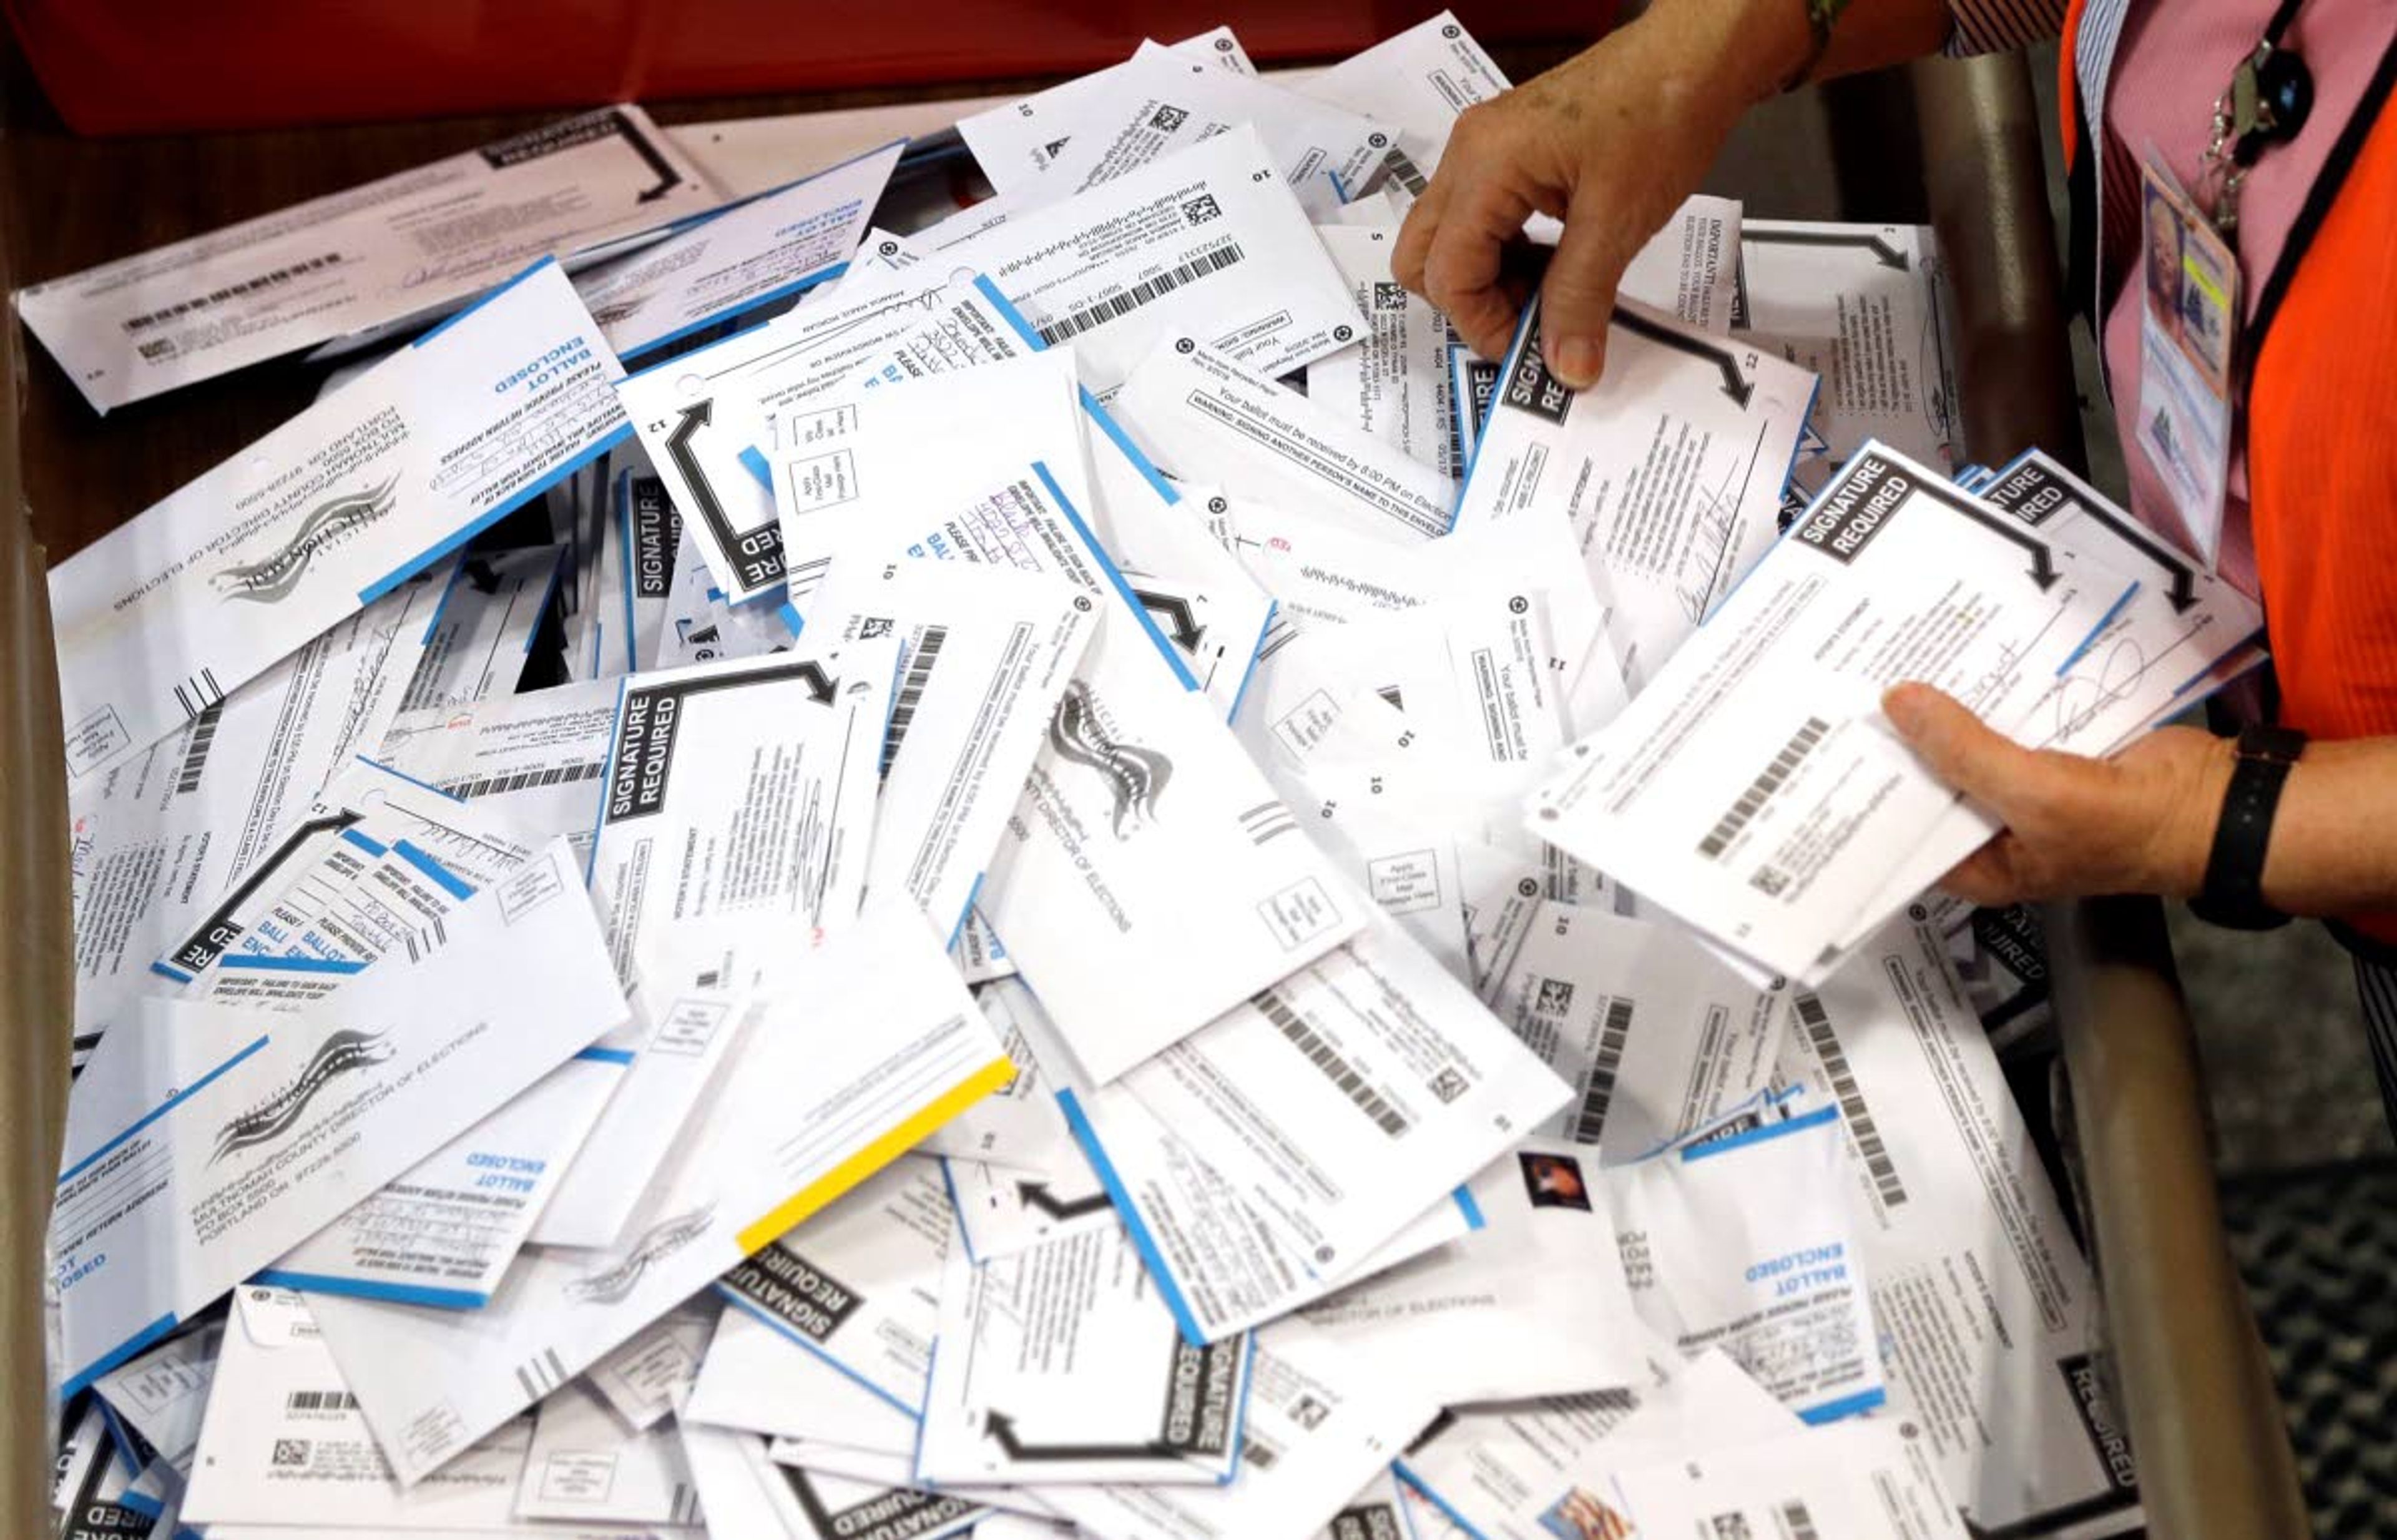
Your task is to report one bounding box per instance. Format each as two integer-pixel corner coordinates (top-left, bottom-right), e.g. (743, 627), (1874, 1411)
(1393, 0), (1799, 386)
(1882, 682), (2235, 905)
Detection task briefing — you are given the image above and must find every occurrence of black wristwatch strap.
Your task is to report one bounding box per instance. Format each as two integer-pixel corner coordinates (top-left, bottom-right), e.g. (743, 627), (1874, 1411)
(2189, 724), (2306, 931)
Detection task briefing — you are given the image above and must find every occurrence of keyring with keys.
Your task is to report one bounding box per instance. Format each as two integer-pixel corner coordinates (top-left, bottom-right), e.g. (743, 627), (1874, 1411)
(2200, 0), (2316, 232)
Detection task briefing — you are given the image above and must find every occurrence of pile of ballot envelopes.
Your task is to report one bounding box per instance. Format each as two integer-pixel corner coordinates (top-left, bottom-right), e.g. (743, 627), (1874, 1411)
(39, 14), (2259, 1540)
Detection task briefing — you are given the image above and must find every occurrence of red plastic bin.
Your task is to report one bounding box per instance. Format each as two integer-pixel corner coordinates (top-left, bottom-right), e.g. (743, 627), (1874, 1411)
(3, 1), (1610, 137)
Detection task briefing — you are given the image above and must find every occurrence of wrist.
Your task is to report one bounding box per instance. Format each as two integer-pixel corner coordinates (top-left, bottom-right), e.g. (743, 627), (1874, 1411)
(2146, 732), (2240, 897)
(1640, 0), (1815, 112)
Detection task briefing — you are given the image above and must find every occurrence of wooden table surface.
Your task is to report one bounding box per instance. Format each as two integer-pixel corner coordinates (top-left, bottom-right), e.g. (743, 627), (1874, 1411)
(1, 39), (1577, 567)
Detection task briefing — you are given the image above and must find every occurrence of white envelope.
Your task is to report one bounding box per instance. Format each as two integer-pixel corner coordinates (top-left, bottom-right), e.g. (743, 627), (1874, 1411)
(1305, 224), (1464, 479)
(1080, 393), (1278, 719)
(180, 1285), (544, 1530)
(710, 1155), (950, 1415)
(982, 595), (1366, 1083)
(1395, 1350), (1795, 1540)
(398, 544), (564, 712)
(941, 125), (1366, 393)
(91, 1322), (220, 1478)
(373, 677), (624, 854)
(514, 1377), (702, 1525)
(1118, 335), (1457, 543)
(574, 140), (905, 360)
(1737, 218), (1964, 483)
(806, 557), (1096, 942)
(67, 576), (438, 1063)
(913, 1218), (1252, 1486)
(586, 1300), (715, 1433)
(1452, 293), (1816, 689)
(22, 106), (714, 413)
(1298, 12), (1510, 144)
(683, 1303), (918, 1454)
(257, 1052), (624, 1308)
(52, 260), (630, 785)
(585, 640), (891, 986)
(1024, 46), (1392, 220)
(618, 272), (1037, 606)
(164, 757), (547, 991)
(306, 902), (1010, 1484)
(1300, 1137), (1645, 1403)
(1070, 908), (1572, 1339)
(1610, 1420), (1971, 1539)
(767, 349), (1091, 614)
(683, 1420), (987, 1540)
(1603, 1100), (1886, 1425)
(1039, 1317), (1440, 1540)
(1527, 444), (2141, 983)
(1778, 915), (2140, 1533)
(1975, 449), (2262, 756)
(959, 29), (1261, 190)
(54, 840), (624, 1398)
(1489, 902), (1787, 1157)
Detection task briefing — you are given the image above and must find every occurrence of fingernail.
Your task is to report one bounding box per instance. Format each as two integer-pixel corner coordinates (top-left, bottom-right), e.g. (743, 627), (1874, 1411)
(1551, 336), (1601, 388)
(1881, 684), (1924, 733)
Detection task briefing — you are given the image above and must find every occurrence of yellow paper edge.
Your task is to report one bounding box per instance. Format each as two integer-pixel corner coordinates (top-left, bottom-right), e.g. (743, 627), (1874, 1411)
(735, 1056), (1015, 1254)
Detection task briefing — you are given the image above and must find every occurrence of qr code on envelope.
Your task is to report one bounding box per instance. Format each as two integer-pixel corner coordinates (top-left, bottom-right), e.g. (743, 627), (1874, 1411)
(1150, 104), (1189, 132)
(1183, 195), (1222, 225)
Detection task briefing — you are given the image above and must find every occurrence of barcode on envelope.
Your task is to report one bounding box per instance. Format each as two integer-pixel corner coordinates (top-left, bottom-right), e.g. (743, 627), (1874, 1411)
(1782, 1501), (1820, 1540)
(1253, 986), (1409, 1137)
(1385, 147), (1428, 195)
(1032, 243), (1245, 346)
(1570, 997), (1635, 1145)
(1793, 991), (1908, 1207)
(514, 1348), (571, 1401)
(881, 624), (949, 774)
(444, 760), (605, 801)
(172, 667), (225, 724)
(285, 1390), (356, 1412)
(124, 252), (344, 332)
(175, 704), (223, 795)
(1698, 716), (1828, 860)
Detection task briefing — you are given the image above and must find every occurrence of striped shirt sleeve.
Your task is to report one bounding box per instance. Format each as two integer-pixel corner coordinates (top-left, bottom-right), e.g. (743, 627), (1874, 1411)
(1943, 0), (2067, 56)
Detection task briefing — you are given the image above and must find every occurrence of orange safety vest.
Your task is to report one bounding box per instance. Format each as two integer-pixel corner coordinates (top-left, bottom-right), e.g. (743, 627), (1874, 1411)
(2064, 2), (2397, 946)
(2247, 102), (2397, 945)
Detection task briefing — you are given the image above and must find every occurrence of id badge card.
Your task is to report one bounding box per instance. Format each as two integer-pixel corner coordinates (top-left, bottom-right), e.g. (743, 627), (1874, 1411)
(2134, 159), (2238, 567)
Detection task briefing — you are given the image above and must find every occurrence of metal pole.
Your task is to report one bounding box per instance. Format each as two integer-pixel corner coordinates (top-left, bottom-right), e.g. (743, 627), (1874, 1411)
(1909, 49), (2311, 1540)
(0, 91), (74, 1538)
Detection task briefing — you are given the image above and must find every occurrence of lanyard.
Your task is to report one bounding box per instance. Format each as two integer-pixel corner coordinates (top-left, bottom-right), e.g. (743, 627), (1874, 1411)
(2200, 0), (2316, 232)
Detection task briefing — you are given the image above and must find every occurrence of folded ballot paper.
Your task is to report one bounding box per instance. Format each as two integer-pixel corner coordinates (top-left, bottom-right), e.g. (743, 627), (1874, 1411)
(47, 15), (2172, 1539)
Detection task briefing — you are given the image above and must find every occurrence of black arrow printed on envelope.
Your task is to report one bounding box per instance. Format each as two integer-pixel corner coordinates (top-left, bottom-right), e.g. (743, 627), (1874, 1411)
(1016, 1180), (1110, 1220)
(1131, 589), (1205, 650)
(1743, 227), (1911, 270)
(665, 399), (781, 584)
(2021, 468), (2201, 613)
(983, 1410), (1180, 1462)
(166, 808), (366, 970)
(1609, 307), (1753, 406)
(609, 107), (692, 203)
